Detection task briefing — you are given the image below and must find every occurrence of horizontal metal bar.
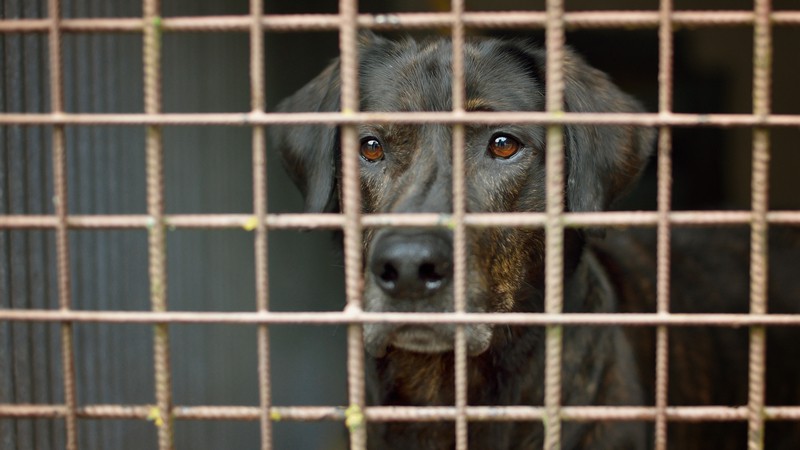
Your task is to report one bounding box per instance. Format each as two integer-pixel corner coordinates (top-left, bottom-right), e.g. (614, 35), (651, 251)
(1, 211), (799, 230)
(3, 309), (800, 327)
(2, 404), (799, 422)
(1, 11), (799, 34)
(1, 111), (800, 127)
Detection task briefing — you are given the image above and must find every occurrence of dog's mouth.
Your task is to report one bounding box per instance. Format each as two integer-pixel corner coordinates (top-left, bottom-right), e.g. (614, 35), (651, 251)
(389, 325), (454, 354)
(364, 325), (452, 357)
(364, 323), (494, 358)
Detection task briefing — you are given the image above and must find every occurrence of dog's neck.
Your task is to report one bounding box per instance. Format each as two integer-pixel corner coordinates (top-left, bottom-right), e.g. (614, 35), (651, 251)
(368, 327), (544, 407)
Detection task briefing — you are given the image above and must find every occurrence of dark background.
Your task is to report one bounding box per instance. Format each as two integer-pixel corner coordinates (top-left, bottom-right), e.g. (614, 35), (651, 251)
(1, 0), (798, 449)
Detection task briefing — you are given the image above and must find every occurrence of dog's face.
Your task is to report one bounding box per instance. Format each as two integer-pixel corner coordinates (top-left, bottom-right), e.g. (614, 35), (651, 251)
(273, 34), (654, 358)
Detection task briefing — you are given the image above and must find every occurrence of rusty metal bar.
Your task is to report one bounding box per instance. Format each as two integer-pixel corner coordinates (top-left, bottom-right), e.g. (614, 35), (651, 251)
(5, 309), (800, 327)
(2, 111), (800, 127)
(2, 11), (800, 34)
(748, 0), (772, 448)
(655, 1), (675, 449)
(31, 311), (800, 326)
(143, 1), (174, 448)
(544, 0), (566, 448)
(249, 0), (272, 448)
(337, 0), (367, 448)
(450, 0), (469, 448)
(4, 403), (800, 423)
(46, 0), (79, 448)
(2, 210), (800, 231)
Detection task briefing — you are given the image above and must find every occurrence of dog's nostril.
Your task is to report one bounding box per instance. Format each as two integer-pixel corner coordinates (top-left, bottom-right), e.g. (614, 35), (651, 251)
(419, 262), (444, 290)
(418, 263), (439, 279)
(380, 263), (399, 289)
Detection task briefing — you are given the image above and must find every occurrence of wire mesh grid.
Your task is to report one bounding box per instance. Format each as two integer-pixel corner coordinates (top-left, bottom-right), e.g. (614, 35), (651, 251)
(1, 1), (800, 450)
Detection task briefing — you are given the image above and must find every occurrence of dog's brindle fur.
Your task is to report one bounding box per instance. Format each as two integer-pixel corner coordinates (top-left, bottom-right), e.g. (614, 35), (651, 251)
(272, 33), (800, 449)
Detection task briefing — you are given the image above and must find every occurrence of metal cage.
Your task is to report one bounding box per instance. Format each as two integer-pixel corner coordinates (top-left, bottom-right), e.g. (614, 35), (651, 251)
(1, 1), (800, 449)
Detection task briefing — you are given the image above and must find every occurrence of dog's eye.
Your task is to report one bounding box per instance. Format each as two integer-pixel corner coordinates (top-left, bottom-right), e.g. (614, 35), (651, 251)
(360, 138), (385, 162)
(488, 134), (522, 159)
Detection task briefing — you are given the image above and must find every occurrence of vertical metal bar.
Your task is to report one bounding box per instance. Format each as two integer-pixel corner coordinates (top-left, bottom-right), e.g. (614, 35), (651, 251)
(544, 1), (565, 448)
(655, 1), (674, 449)
(143, 1), (174, 449)
(46, 0), (78, 448)
(450, 1), (468, 449)
(249, 0), (272, 449)
(748, 0), (771, 449)
(338, 0), (366, 449)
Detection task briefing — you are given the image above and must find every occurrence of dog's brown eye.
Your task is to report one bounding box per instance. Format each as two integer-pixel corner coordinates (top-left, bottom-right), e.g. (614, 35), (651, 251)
(360, 138), (384, 162)
(488, 134), (522, 159)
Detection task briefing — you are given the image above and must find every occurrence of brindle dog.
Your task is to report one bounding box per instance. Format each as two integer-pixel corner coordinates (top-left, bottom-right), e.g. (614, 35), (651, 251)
(271, 33), (800, 449)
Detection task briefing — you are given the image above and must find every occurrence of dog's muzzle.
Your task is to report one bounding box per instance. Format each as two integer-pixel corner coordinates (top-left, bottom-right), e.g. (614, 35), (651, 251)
(363, 229), (493, 357)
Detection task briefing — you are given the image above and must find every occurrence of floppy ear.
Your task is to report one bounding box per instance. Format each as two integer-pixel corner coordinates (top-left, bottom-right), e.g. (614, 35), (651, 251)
(271, 61), (342, 213)
(562, 50), (655, 212)
(271, 32), (391, 213)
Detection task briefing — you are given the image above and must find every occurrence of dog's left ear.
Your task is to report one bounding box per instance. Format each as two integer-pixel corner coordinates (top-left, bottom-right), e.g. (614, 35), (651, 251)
(271, 32), (391, 213)
(561, 51), (656, 213)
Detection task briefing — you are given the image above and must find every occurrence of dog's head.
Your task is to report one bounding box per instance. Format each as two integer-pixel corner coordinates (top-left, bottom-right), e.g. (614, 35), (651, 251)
(272, 33), (654, 357)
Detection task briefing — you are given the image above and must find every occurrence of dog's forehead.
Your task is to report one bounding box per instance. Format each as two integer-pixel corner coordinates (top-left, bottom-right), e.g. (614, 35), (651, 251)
(360, 39), (544, 113)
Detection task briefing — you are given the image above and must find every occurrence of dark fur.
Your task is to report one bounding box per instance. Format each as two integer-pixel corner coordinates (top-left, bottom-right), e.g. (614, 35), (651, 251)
(271, 33), (800, 449)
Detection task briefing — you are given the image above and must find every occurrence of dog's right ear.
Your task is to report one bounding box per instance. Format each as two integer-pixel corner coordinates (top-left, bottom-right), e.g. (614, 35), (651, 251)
(271, 61), (342, 213)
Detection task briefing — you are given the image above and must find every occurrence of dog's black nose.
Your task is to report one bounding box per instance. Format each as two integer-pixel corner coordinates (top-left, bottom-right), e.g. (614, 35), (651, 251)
(369, 231), (453, 299)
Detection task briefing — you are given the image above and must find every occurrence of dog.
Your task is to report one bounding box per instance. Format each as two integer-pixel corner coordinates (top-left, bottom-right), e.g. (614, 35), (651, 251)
(271, 33), (800, 449)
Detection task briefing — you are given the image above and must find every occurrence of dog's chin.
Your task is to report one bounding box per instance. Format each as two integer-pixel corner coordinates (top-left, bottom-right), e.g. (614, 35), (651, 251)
(365, 324), (493, 358)
(391, 326), (455, 354)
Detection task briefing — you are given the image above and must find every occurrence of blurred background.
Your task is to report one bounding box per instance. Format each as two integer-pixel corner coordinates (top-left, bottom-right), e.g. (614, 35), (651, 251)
(1, 0), (798, 449)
